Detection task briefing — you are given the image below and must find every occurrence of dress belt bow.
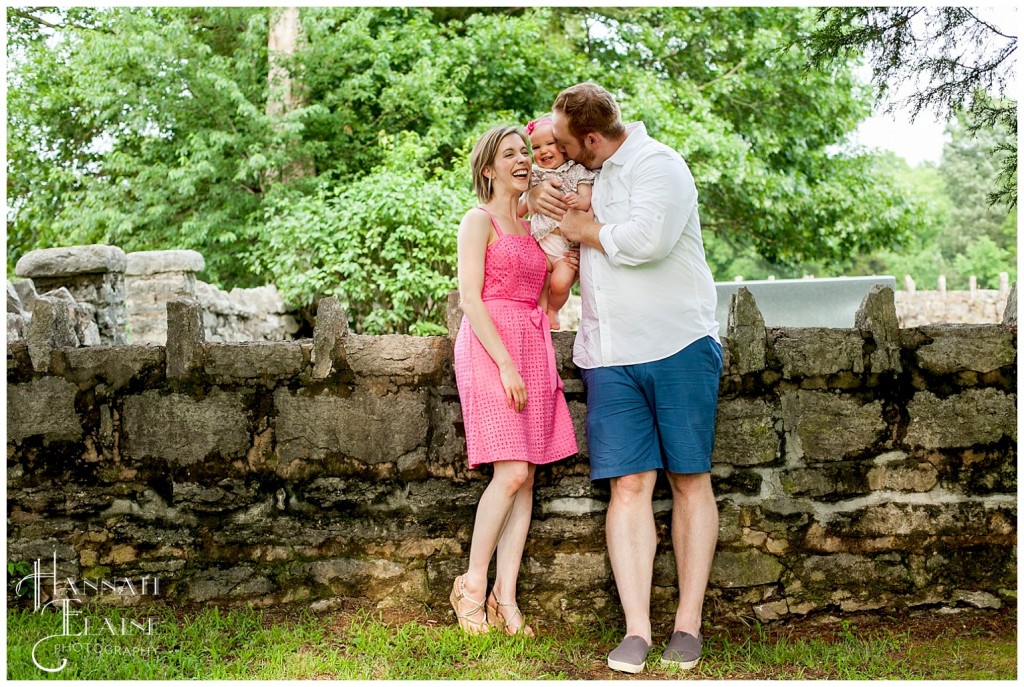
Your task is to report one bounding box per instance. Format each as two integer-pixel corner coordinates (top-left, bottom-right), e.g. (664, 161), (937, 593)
(482, 297), (565, 395)
(526, 305), (565, 395)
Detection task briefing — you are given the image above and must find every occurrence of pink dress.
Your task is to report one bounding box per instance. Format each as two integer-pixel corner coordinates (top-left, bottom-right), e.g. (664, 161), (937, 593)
(454, 207), (578, 468)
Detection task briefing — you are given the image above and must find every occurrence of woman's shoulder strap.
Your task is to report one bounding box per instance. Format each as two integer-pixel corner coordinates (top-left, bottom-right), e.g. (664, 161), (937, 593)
(475, 205), (504, 236)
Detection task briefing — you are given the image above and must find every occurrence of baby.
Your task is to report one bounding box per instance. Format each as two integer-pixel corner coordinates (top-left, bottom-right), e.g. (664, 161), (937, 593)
(525, 114), (596, 330)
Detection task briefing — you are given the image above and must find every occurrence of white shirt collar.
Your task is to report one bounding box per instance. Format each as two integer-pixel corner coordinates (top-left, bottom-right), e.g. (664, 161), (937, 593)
(603, 121), (648, 169)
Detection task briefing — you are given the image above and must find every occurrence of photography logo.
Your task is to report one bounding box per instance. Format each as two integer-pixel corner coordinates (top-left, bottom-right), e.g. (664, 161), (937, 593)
(15, 551), (163, 673)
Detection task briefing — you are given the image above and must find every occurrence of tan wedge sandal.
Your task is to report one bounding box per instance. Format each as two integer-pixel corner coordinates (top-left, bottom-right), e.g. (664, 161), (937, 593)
(449, 575), (488, 635)
(486, 594), (535, 637)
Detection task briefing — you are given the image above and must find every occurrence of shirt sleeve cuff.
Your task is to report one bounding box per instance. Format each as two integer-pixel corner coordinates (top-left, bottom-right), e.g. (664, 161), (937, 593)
(598, 224), (621, 264)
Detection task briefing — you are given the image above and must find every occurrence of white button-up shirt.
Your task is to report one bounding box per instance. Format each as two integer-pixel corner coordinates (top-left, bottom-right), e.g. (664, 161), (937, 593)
(574, 122), (720, 369)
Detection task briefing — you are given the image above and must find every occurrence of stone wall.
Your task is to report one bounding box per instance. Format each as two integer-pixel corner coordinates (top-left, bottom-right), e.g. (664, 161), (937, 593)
(6, 287), (1017, 625)
(895, 289), (1010, 328)
(11, 245), (299, 346)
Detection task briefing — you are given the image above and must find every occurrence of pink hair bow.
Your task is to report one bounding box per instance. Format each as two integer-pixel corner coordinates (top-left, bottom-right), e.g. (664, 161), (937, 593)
(525, 117), (552, 135)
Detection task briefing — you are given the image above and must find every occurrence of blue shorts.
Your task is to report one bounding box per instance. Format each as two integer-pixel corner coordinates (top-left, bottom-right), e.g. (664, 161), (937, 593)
(580, 337), (722, 481)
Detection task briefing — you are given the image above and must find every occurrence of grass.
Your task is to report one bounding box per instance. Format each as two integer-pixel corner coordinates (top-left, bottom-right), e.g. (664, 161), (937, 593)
(5, 602), (1017, 680)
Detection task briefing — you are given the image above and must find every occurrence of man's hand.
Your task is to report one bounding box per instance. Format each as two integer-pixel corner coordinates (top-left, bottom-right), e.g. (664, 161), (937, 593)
(528, 178), (569, 220)
(562, 244), (581, 271)
(560, 208), (597, 244)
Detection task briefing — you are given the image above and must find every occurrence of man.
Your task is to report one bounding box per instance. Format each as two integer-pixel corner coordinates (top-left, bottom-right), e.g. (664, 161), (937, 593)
(530, 82), (722, 674)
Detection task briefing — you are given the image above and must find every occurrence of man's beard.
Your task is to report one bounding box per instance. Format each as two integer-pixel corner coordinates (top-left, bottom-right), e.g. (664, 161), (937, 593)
(573, 144), (597, 170)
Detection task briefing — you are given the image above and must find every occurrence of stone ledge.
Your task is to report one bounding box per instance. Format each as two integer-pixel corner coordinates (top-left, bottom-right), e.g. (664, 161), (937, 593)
(16, 244), (127, 278)
(126, 250), (205, 276)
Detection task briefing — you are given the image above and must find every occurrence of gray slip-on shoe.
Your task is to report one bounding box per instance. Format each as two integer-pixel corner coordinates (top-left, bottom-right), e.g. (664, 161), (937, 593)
(607, 635), (651, 674)
(660, 630), (703, 669)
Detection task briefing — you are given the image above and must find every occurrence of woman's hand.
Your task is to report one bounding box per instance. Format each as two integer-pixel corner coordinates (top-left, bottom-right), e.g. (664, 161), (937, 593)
(499, 362), (528, 412)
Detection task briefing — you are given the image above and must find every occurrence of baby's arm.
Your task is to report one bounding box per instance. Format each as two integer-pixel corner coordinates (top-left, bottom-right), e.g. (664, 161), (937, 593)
(574, 182), (593, 213)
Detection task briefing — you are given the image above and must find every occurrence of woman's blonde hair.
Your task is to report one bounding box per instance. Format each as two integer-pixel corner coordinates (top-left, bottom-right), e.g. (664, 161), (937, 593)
(470, 125), (529, 203)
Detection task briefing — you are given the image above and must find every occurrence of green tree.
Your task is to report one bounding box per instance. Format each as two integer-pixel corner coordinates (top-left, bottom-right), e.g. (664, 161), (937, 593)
(847, 111), (1017, 290)
(939, 112), (1017, 254)
(8, 6), (930, 333)
(7, 7), (284, 284)
(803, 7), (1017, 206)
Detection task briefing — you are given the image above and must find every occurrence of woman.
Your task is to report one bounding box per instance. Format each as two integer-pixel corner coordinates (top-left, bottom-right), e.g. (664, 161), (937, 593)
(450, 125), (578, 636)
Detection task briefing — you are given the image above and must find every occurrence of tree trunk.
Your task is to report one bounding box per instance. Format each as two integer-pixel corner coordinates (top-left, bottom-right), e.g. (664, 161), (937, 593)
(266, 7), (313, 182)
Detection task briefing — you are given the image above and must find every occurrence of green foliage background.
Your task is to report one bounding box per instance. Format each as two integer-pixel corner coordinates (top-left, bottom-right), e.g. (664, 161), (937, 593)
(8, 6), (1011, 333)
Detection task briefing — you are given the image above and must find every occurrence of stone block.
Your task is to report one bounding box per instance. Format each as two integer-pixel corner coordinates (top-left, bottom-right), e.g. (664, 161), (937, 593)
(446, 290), (461, 340)
(552, 330), (578, 375)
(866, 455), (938, 492)
(173, 479), (261, 512)
(796, 553), (912, 593)
(781, 390), (887, 462)
(397, 448), (429, 481)
(525, 552), (609, 589)
(905, 388), (1016, 449)
(1003, 282), (1016, 326)
(15, 244), (127, 278)
(166, 298), (204, 378)
(311, 296), (349, 378)
(60, 345), (165, 391)
(8, 313), (25, 342)
(772, 328), (864, 378)
(274, 387), (429, 464)
(779, 462), (871, 499)
(7, 376), (82, 443)
(818, 501), (1014, 543)
(952, 589), (1002, 609)
(301, 477), (391, 511)
(7, 280), (24, 314)
(204, 342), (305, 379)
(914, 325), (1016, 375)
(13, 278), (38, 311)
(125, 272), (199, 345)
(711, 465), (764, 496)
(855, 284), (902, 373)
(185, 565), (273, 602)
(26, 296), (79, 371)
(710, 550), (785, 588)
(345, 334), (448, 379)
(123, 389), (250, 466)
(42, 290), (101, 346)
(950, 447), (1017, 495)
(228, 285), (287, 315)
(126, 250), (205, 276)
(567, 400), (588, 458)
(194, 280), (234, 315)
(727, 287), (767, 374)
(302, 558), (406, 599)
(713, 398), (779, 466)
(43, 286), (76, 303)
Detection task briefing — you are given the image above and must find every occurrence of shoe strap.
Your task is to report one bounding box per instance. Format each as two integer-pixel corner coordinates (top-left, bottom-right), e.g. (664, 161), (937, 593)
(490, 596), (525, 625)
(456, 579), (486, 620)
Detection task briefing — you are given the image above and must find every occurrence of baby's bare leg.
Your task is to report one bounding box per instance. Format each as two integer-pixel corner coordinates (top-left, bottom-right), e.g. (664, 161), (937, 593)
(545, 260), (577, 330)
(538, 268), (552, 314)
